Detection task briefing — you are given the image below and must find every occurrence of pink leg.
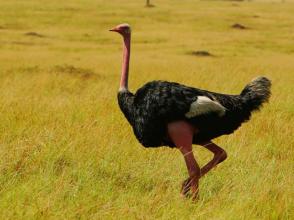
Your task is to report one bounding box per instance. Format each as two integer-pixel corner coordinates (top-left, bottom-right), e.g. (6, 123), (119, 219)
(199, 142), (227, 177)
(167, 121), (200, 200)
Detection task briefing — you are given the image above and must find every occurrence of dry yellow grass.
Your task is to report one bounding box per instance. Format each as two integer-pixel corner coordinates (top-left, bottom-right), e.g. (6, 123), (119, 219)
(0, 0), (293, 219)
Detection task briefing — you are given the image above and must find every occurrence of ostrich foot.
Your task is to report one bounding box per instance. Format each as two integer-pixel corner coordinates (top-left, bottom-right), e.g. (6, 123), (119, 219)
(180, 177), (192, 196)
(180, 176), (199, 200)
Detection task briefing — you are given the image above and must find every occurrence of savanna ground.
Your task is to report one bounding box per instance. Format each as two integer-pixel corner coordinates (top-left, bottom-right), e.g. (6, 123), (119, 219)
(0, 0), (294, 219)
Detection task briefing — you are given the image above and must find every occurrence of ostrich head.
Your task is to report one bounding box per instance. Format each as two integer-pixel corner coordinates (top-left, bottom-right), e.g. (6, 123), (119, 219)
(109, 23), (131, 37)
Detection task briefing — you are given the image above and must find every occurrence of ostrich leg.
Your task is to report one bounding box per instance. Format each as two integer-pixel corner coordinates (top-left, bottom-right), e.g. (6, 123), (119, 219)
(199, 142), (227, 177)
(181, 142), (227, 193)
(167, 121), (200, 200)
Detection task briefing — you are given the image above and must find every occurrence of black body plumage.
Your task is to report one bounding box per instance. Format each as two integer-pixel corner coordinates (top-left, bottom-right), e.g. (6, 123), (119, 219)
(117, 77), (271, 148)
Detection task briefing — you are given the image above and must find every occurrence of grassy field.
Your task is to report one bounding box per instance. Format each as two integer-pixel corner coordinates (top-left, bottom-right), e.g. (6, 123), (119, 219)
(0, 0), (294, 219)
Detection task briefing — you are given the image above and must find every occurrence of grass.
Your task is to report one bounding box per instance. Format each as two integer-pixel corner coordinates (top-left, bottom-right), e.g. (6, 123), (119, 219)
(0, 0), (294, 219)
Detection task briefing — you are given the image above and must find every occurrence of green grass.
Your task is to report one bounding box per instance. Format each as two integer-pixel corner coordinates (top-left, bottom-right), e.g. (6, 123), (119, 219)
(0, 0), (294, 219)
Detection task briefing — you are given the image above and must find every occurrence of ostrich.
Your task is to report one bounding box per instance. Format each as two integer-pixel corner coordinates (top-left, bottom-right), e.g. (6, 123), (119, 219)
(110, 23), (271, 199)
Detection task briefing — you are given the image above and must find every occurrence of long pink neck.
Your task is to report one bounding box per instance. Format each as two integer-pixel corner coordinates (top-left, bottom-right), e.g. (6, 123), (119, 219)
(120, 34), (131, 91)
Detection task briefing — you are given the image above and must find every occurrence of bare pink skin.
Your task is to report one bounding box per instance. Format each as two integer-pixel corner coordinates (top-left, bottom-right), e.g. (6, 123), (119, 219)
(167, 121), (227, 199)
(110, 24), (228, 199)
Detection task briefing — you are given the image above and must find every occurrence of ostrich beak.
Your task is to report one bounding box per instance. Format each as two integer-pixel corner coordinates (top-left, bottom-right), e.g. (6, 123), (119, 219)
(109, 27), (118, 32)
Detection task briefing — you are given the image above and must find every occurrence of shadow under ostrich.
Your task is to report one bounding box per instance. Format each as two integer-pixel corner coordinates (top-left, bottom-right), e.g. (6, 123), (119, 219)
(110, 23), (271, 200)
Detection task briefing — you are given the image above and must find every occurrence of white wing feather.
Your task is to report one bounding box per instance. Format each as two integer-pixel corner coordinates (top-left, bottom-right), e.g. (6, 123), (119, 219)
(185, 96), (226, 118)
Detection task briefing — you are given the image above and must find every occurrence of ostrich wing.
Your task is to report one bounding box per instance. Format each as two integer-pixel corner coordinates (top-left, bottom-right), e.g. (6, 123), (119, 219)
(134, 80), (226, 121)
